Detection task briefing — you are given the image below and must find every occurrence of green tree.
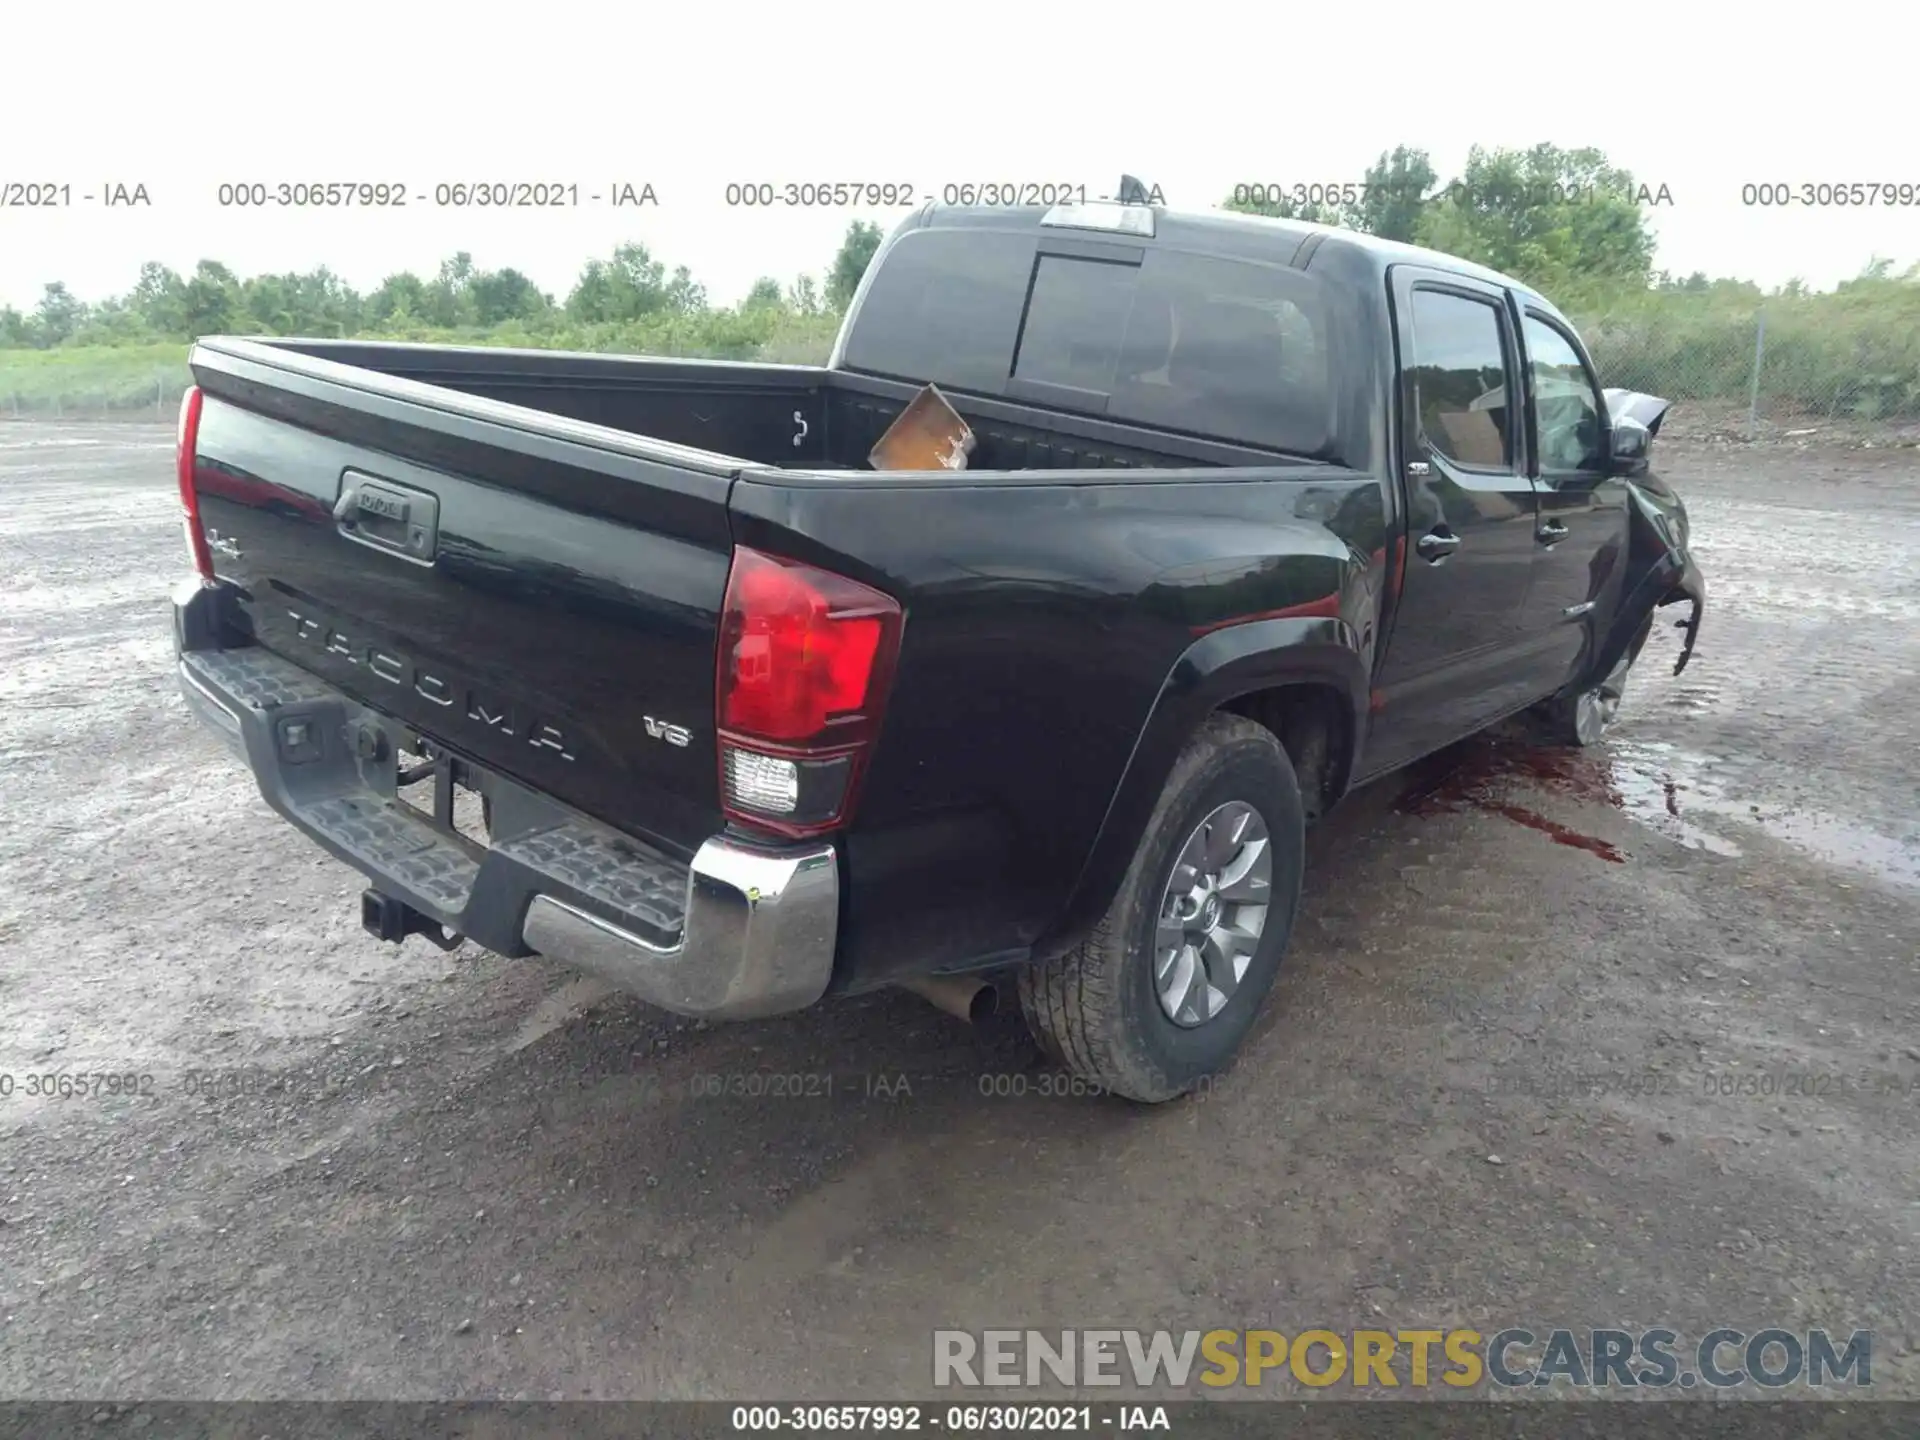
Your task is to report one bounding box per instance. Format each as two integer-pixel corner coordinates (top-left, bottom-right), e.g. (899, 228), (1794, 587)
(0, 305), (29, 346)
(286, 266), (362, 334)
(180, 261), (242, 337)
(663, 264), (706, 315)
(1843, 256), (1897, 288)
(566, 243), (671, 323)
(1414, 144), (1655, 295)
(469, 267), (548, 325)
(73, 295), (152, 343)
(786, 274), (821, 317)
(234, 268), (358, 335)
(1350, 145), (1438, 243)
(366, 271), (430, 324)
(130, 262), (188, 336)
(1228, 146), (1440, 238)
(33, 282), (88, 345)
(742, 276), (785, 311)
(425, 253), (479, 328)
(241, 273), (298, 333)
(825, 221), (884, 310)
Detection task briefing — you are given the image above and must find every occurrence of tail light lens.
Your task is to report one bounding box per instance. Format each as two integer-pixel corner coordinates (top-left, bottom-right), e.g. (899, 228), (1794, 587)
(715, 547), (903, 838)
(176, 385), (214, 583)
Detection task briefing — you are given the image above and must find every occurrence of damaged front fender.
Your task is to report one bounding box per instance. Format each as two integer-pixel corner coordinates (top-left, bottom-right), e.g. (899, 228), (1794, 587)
(1608, 475), (1705, 680)
(1589, 391), (1706, 681)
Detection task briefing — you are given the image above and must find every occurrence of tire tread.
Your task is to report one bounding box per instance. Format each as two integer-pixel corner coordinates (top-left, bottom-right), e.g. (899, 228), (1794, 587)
(1018, 714), (1299, 1102)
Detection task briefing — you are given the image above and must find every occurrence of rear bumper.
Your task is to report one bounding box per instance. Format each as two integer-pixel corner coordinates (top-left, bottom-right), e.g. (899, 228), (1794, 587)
(173, 583), (838, 1019)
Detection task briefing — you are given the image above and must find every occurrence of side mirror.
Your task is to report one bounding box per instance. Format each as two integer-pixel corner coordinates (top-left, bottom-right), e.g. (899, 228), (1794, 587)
(1609, 416), (1652, 476)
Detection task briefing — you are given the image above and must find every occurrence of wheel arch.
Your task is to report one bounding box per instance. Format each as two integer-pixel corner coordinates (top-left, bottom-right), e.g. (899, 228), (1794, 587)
(1034, 616), (1367, 961)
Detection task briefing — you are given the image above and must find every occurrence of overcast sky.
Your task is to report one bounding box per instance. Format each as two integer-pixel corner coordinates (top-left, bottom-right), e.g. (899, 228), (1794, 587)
(4, 0), (1916, 313)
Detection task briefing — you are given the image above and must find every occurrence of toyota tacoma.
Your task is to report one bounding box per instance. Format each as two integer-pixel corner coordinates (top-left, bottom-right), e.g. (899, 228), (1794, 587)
(171, 197), (1704, 1102)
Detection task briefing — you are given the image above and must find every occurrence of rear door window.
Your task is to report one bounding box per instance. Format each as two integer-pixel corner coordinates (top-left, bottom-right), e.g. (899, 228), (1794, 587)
(1405, 289), (1515, 470)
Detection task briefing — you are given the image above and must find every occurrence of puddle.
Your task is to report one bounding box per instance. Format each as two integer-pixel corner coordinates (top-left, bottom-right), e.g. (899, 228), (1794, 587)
(1615, 738), (1919, 888)
(1604, 739), (1746, 858)
(1752, 809), (1920, 888)
(1399, 729), (1918, 889)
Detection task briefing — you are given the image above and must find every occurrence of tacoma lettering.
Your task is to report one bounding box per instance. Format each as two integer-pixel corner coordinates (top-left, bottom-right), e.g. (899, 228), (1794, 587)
(284, 608), (571, 761)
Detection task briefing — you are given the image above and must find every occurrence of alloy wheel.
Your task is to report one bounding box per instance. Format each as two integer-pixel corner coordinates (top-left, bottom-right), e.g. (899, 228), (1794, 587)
(1153, 801), (1272, 1027)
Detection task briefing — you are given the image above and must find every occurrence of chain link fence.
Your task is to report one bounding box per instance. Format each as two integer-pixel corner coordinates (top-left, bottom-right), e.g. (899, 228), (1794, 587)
(1, 367), (192, 423)
(1575, 302), (1920, 446)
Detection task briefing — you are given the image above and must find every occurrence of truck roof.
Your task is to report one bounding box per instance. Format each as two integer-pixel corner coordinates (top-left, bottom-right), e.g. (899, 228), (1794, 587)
(912, 201), (1565, 321)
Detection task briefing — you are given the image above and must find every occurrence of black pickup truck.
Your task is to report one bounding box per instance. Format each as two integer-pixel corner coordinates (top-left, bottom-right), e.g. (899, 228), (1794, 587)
(172, 198), (1703, 1102)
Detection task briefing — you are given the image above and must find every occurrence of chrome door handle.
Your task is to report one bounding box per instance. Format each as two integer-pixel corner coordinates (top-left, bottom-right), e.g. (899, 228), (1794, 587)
(1416, 530), (1462, 561)
(1536, 520), (1569, 545)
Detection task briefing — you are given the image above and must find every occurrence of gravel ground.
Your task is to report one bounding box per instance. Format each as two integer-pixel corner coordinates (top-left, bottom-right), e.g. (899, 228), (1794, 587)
(0, 422), (1915, 1402)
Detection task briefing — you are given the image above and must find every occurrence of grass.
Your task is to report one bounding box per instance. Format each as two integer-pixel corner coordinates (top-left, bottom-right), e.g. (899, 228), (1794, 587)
(0, 343), (191, 417)
(0, 312), (848, 419)
(1570, 279), (1920, 420)
(5, 280), (1917, 425)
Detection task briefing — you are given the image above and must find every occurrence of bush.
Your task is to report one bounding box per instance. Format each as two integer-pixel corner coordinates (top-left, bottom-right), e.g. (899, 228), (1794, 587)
(1569, 274), (1920, 418)
(5, 270), (1915, 425)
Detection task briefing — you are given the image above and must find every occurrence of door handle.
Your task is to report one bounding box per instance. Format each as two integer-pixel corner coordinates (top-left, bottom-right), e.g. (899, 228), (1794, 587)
(1536, 520), (1569, 545)
(1416, 530), (1462, 561)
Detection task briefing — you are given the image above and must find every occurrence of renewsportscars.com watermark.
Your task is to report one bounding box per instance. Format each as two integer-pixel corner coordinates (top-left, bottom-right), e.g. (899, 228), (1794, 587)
(933, 1328), (1872, 1392)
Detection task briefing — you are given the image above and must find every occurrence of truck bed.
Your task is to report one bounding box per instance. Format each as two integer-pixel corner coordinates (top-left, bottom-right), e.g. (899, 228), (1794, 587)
(245, 338), (1278, 474)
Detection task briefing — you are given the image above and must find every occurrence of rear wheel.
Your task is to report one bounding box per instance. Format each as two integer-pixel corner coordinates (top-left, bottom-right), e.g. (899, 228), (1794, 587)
(1017, 714), (1306, 1103)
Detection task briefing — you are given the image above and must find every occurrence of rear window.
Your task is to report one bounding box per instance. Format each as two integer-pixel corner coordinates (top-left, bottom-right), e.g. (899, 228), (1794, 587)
(841, 228), (1334, 456)
(839, 229), (1035, 396)
(1011, 256), (1137, 392)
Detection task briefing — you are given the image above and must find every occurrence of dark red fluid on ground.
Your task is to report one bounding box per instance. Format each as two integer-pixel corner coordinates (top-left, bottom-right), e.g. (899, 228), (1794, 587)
(1476, 799), (1627, 862)
(1396, 731), (1628, 862)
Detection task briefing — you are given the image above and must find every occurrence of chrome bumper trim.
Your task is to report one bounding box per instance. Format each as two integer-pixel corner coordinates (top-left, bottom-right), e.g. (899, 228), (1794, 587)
(521, 838), (839, 1020)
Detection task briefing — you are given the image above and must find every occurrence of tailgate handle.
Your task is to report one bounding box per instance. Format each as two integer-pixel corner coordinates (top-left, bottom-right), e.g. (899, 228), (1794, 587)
(335, 471), (440, 563)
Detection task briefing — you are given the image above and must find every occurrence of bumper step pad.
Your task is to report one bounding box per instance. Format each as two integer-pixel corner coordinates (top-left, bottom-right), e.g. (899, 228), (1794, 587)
(179, 645), (684, 943)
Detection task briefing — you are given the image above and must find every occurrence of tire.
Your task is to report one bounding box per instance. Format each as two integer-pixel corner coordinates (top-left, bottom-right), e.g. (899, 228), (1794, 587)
(1017, 713), (1306, 1103)
(1538, 613), (1653, 747)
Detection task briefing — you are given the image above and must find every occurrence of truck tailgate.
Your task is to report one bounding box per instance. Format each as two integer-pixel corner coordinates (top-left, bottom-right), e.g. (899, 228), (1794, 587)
(186, 339), (737, 859)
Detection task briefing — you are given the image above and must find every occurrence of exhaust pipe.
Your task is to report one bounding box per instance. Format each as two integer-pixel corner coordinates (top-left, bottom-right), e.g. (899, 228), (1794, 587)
(899, 974), (997, 1024)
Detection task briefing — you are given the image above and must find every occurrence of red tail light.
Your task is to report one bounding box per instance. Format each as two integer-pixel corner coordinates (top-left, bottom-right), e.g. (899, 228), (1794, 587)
(176, 385), (213, 583)
(715, 547), (902, 837)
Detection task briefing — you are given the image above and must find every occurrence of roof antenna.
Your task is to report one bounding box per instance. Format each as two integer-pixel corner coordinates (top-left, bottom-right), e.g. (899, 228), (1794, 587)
(1116, 174), (1154, 205)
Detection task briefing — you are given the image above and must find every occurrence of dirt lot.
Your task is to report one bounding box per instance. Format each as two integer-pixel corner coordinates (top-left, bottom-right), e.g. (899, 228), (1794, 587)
(0, 422), (1915, 1402)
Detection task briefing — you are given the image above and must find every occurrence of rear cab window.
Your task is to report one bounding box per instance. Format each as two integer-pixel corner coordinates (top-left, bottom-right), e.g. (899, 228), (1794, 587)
(840, 224), (1337, 458)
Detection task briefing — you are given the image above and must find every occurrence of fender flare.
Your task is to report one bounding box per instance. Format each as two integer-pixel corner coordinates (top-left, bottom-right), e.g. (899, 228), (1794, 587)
(1034, 615), (1369, 959)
